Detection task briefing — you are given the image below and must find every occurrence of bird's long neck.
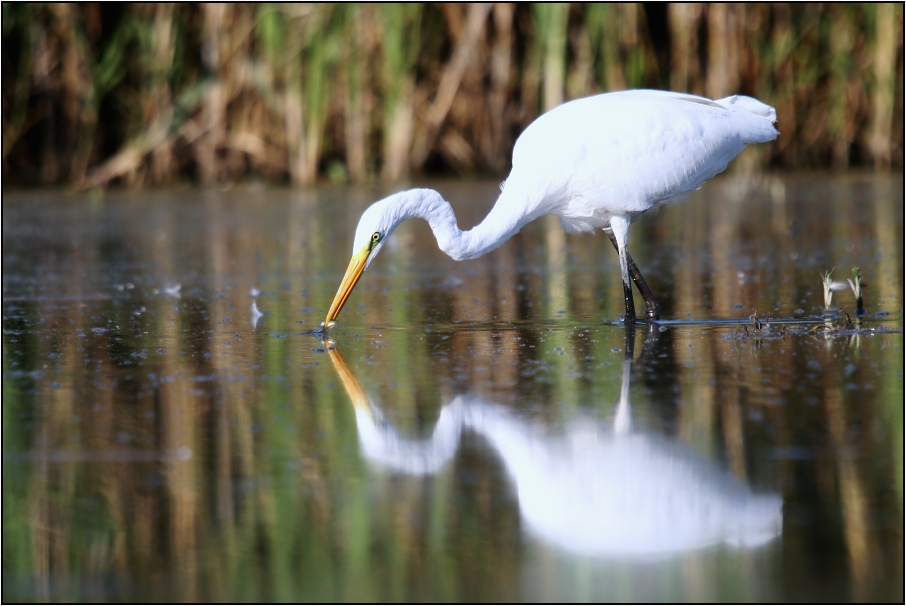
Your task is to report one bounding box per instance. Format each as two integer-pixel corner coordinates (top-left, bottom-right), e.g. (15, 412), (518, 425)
(405, 188), (534, 261)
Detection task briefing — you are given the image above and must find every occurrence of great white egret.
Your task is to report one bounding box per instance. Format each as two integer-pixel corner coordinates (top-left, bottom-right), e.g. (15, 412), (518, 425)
(324, 90), (778, 327)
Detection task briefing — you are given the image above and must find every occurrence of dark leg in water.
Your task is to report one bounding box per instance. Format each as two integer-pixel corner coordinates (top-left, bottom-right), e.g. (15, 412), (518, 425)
(621, 266), (637, 321)
(606, 230), (661, 320)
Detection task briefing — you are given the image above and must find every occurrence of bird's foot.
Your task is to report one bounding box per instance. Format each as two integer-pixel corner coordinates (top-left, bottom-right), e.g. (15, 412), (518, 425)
(644, 302), (660, 321)
(314, 320), (337, 337)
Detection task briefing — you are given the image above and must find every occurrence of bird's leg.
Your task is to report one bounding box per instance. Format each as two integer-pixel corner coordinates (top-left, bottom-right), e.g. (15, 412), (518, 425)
(605, 228), (660, 321)
(619, 255), (637, 321)
(625, 254), (660, 320)
(608, 216), (636, 322)
(605, 226), (636, 321)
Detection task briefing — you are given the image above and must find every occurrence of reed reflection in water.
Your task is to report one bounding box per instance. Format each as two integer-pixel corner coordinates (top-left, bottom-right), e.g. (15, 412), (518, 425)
(2, 175), (903, 602)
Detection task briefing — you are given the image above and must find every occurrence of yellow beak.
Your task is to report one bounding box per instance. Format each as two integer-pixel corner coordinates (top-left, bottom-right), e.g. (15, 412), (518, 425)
(324, 247), (369, 326)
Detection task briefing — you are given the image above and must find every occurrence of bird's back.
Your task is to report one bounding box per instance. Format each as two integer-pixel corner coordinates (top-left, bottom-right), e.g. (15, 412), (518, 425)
(507, 90), (778, 231)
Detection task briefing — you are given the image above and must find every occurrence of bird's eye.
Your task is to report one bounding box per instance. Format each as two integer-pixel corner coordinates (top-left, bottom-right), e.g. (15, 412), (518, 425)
(371, 232), (380, 242)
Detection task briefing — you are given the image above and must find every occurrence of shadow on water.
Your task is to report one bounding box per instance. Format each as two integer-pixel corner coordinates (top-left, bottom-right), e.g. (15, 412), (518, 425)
(1, 175), (903, 602)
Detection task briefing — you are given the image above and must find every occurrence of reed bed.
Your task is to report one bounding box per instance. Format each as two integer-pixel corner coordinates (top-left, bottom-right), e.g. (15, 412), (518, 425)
(1, 3), (902, 187)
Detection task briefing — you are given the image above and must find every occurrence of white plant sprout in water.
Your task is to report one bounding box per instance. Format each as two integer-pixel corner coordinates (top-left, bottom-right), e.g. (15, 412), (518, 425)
(821, 268), (866, 317)
(250, 301), (264, 328)
(152, 282), (182, 298)
(326, 344), (782, 558)
(847, 267), (865, 314)
(820, 269), (835, 310)
(820, 269), (852, 313)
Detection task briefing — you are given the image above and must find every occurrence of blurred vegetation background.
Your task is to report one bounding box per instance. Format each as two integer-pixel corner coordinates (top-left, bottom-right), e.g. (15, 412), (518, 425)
(2, 3), (903, 188)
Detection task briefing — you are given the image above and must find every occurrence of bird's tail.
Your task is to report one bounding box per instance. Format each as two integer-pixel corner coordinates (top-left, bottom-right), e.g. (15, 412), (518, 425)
(716, 95), (779, 143)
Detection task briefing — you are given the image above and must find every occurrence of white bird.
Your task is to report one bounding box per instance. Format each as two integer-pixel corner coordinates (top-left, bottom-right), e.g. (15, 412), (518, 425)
(324, 90), (778, 327)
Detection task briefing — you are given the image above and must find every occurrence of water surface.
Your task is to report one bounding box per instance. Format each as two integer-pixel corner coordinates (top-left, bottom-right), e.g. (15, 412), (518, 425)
(2, 175), (903, 601)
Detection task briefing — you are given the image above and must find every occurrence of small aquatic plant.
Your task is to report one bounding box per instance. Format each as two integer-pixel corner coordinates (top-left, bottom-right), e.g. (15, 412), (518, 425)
(820, 270), (835, 310)
(847, 267), (865, 315)
(750, 309), (770, 331)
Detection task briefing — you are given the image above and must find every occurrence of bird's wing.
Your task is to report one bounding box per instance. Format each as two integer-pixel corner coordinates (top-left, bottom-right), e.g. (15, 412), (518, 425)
(511, 91), (774, 223)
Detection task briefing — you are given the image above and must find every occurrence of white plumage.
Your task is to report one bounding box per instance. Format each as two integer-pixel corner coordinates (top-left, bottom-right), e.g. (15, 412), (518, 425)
(324, 89), (778, 326)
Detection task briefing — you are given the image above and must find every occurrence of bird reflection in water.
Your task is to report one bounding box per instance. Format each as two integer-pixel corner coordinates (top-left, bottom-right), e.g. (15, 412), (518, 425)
(326, 326), (782, 557)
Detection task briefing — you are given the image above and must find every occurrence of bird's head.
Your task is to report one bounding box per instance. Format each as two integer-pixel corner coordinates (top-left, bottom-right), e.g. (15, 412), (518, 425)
(322, 192), (416, 327)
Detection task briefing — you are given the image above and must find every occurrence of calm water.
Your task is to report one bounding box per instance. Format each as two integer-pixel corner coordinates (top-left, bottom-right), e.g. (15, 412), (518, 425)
(2, 175), (903, 602)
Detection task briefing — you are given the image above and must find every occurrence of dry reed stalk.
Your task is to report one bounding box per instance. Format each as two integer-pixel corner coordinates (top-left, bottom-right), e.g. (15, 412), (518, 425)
(411, 3), (492, 168)
(24, 9), (54, 183)
(516, 8), (540, 129)
(280, 6), (306, 185)
(218, 5), (252, 181)
(870, 3), (898, 169)
(379, 4), (422, 182)
(63, 5), (99, 185)
(2, 5), (34, 160)
(148, 3), (176, 184)
(585, 4), (654, 94)
(536, 3), (570, 112)
(667, 3), (704, 94)
(382, 84), (414, 182)
(343, 5), (368, 183)
(828, 5), (856, 168)
(84, 5), (183, 187)
(197, 3), (226, 185)
(566, 10), (594, 101)
(50, 4), (84, 166)
(771, 4), (797, 165)
(487, 3), (515, 172)
(453, 3), (494, 172)
(705, 3), (740, 99)
(291, 5), (344, 184)
(584, 4), (616, 94)
(622, 4), (657, 89)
